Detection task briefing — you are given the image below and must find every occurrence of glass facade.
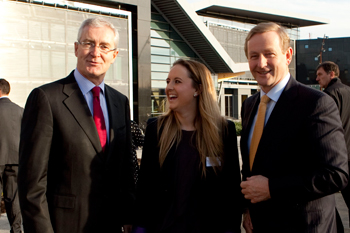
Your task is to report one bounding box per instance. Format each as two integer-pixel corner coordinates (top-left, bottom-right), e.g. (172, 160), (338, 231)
(0, 1), (131, 107)
(150, 6), (200, 117)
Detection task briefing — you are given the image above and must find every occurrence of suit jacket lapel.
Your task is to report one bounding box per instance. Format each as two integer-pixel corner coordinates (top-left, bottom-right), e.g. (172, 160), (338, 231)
(62, 72), (102, 153)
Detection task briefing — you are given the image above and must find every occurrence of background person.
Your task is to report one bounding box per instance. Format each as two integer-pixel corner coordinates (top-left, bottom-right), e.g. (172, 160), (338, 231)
(240, 22), (348, 233)
(131, 120), (144, 185)
(0, 79), (23, 233)
(316, 61), (350, 225)
(18, 17), (135, 233)
(133, 59), (242, 233)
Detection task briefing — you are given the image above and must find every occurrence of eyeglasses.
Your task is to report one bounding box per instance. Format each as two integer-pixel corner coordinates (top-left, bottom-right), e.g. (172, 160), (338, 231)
(77, 41), (117, 53)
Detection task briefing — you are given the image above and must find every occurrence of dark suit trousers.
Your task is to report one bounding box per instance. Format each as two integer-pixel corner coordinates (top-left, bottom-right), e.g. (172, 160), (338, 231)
(0, 165), (22, 233)
(341, 161), (350, 227)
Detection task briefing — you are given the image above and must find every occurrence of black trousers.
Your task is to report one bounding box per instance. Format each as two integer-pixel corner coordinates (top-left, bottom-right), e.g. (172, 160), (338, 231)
(341, 161), (350, 227)
(0, 165), (22, 233)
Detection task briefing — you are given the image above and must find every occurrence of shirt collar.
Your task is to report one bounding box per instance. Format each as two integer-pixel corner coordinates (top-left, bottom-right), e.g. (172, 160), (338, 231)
(0, 96), (9, 99)
(74, 69), (105, 95)
(260, 73), (290, 102)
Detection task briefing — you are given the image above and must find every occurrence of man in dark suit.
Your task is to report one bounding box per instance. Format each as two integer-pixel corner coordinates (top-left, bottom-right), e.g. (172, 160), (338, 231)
(316, 61), (350, 224)
(0, 79), (23, 233)
(18, 17), (135, 233)
(240, 22), (349, 233)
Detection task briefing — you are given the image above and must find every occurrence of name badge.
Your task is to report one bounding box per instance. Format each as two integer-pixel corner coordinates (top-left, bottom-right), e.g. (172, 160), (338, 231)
(206, 157), (221, 167)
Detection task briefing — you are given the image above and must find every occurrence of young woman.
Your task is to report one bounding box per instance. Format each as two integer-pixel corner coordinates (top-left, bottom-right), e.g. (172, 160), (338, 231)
(133, 59), (242, 233)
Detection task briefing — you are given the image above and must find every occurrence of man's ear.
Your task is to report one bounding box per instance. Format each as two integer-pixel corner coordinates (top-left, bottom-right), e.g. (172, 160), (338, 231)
(111, 50), (119, 64)
(74, 42), (79, 57)
(330, 71), (336, 79)
(285, 47), (293, 65)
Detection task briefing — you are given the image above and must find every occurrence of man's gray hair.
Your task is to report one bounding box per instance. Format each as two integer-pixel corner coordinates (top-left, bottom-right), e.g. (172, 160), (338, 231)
(77, 17), (119, 49)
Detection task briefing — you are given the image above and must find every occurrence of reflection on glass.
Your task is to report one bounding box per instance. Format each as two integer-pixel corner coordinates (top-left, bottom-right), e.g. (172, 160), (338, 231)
(0, 1), (130, 106)
(151, 94), (167, 116)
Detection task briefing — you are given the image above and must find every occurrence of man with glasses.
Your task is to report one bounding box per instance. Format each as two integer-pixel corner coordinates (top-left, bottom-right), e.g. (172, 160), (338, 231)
(18, 17), (135, 233)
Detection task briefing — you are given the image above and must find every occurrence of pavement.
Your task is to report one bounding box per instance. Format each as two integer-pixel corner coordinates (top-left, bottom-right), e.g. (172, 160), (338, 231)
(0, 213), (10, 232)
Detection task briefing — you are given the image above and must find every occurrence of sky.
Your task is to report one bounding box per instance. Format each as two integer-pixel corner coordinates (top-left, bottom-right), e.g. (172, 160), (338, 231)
(187, 0), (350, 40)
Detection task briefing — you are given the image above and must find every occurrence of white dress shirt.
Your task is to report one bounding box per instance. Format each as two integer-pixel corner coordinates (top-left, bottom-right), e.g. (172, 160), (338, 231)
(74, 69), (110, 142)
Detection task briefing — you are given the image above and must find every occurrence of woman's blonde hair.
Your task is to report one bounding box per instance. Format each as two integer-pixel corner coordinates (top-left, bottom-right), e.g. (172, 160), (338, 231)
(157, 59), (227, 176)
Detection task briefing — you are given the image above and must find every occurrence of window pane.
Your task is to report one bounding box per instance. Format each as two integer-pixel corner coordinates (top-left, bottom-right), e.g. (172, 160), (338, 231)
(151, 55), (170, 64)
(151, 13), (167, 23)
(151, 47), (170, 56)
(151, 38), (170, 48)
(152, 72), (168, 80)
(152, 80), (167, 89)
(151, 21), (169, 30)
(151, 64), (170, 72)
(151, 30), (170, 39)
(170, 41), (195, 57)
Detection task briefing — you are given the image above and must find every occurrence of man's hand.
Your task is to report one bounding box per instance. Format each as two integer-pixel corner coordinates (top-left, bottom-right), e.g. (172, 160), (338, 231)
(243, 209), (253, 233)
(241, 175), (271, 203)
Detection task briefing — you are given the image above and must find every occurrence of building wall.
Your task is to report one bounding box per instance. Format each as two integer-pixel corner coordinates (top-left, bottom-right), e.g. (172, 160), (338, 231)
(207, 23), (252, 81)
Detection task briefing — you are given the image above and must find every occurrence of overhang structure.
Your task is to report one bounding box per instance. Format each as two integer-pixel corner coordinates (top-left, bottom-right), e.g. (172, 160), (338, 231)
(191, 0), (329, 28)
(152, 0), (249, 74)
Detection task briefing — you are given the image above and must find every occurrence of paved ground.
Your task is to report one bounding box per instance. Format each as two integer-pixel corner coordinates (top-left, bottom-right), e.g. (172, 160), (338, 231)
(0, 213), (10, 233)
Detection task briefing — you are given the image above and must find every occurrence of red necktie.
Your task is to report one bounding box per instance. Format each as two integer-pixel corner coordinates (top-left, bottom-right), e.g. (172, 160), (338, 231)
(92, 86), (107, 152)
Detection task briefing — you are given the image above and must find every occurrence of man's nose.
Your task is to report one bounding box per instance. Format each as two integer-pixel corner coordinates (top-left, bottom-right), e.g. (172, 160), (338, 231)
(90, 45), (101, 57)
(257, 55), (267, 67)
